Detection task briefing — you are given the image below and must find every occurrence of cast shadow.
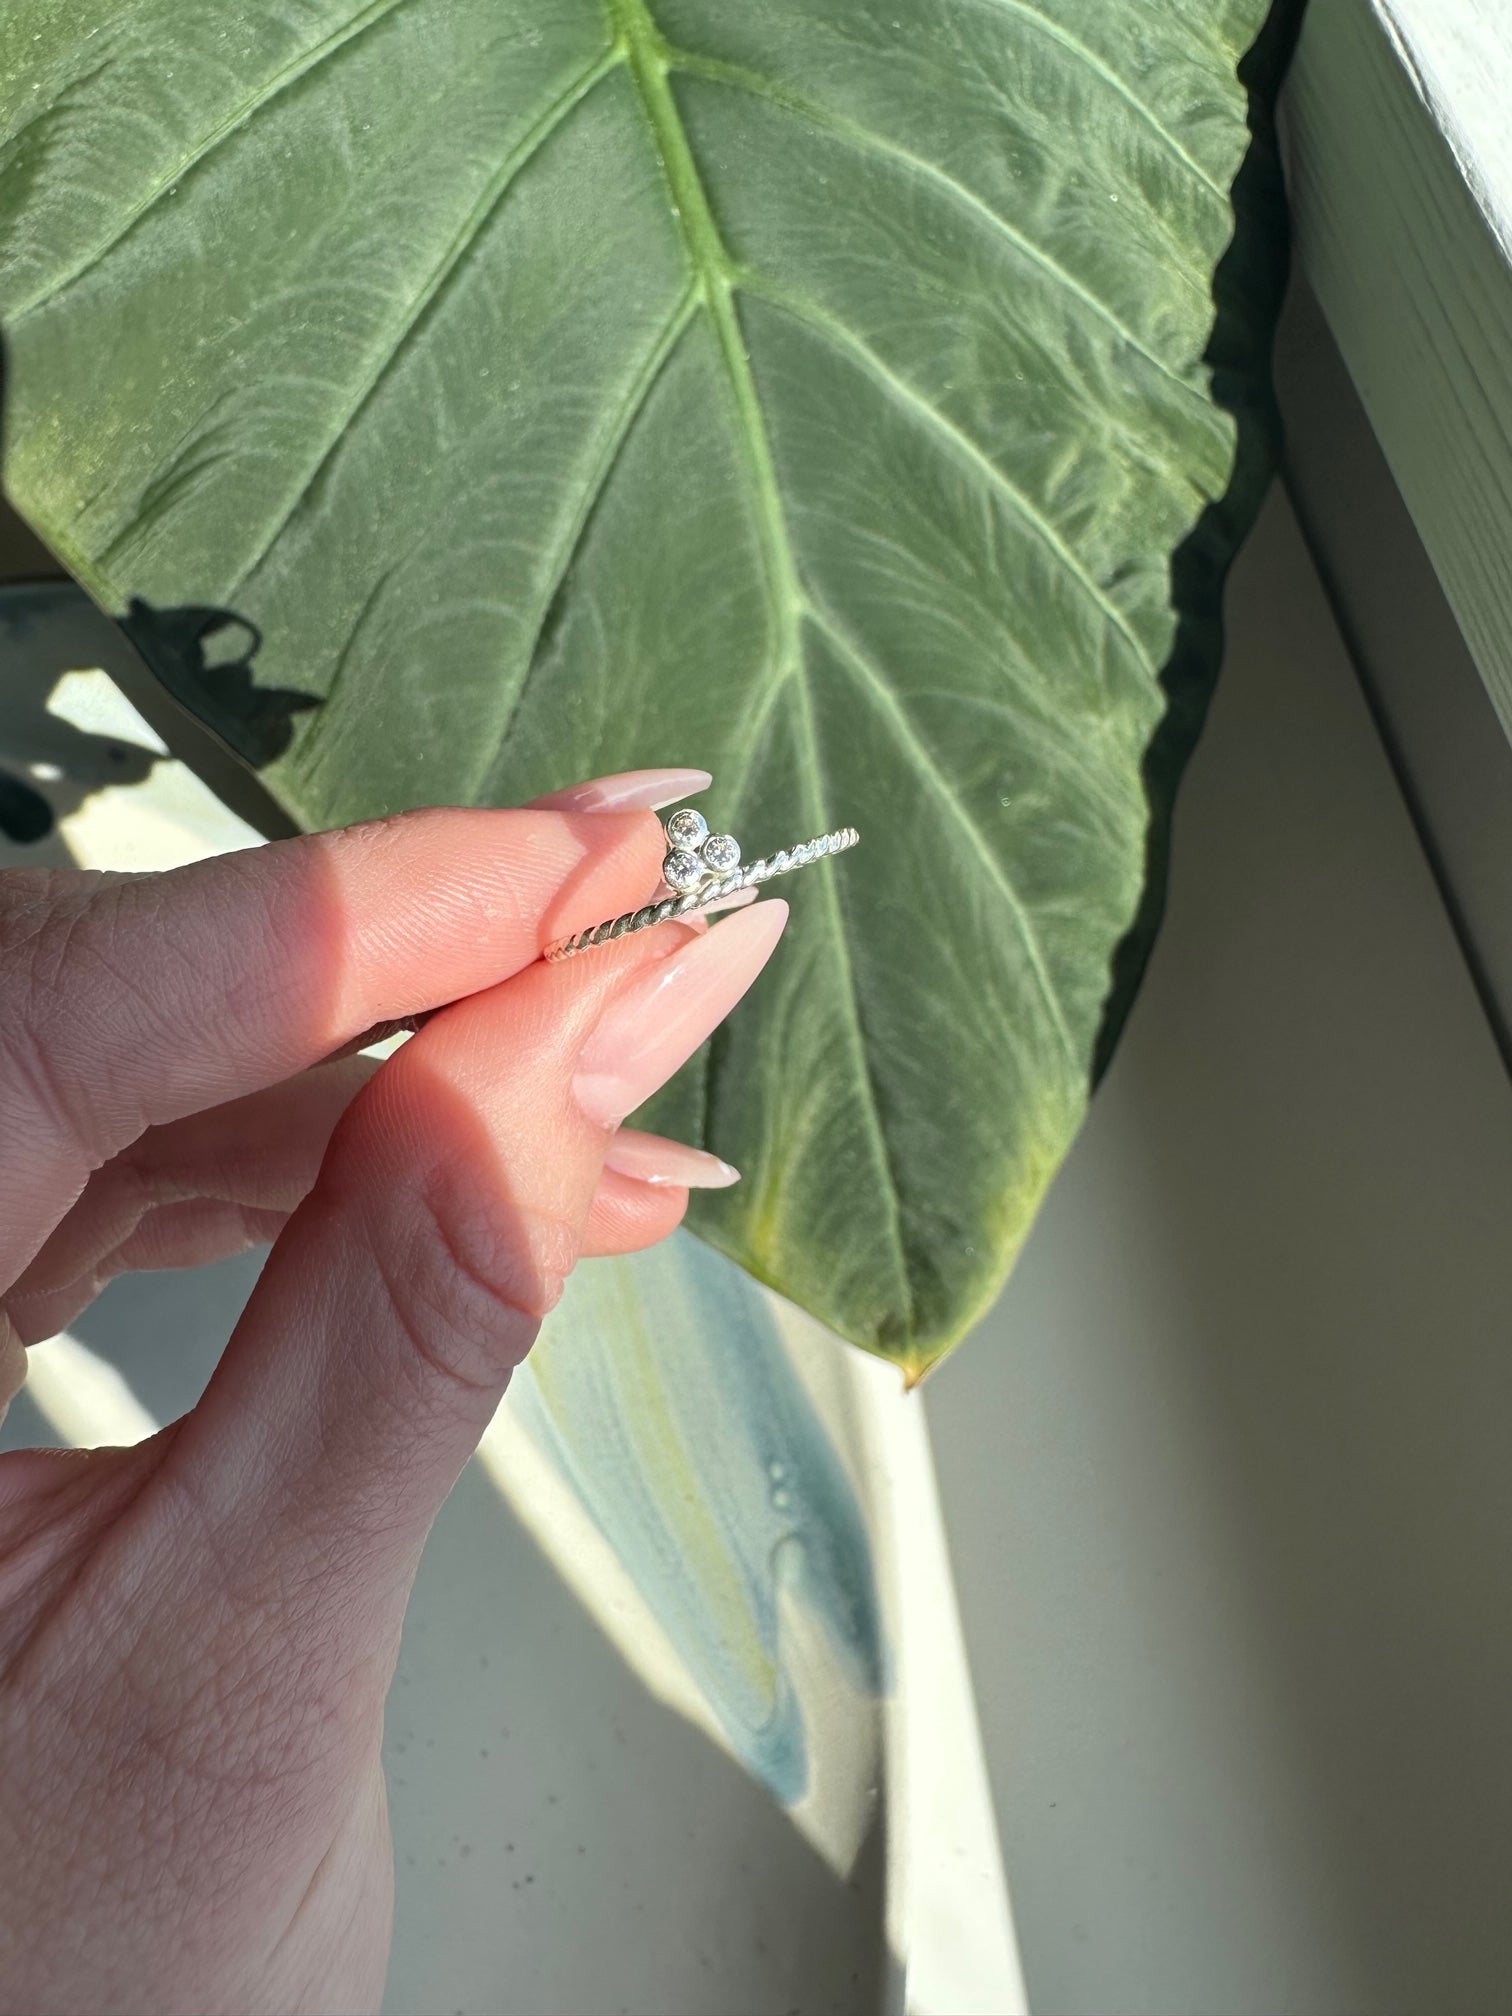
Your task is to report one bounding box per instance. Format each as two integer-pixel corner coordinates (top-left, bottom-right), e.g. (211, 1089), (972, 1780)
(119, 596), (317, 776)
(0, 333), (314, 846)
(1093, 0), (1308, 1082)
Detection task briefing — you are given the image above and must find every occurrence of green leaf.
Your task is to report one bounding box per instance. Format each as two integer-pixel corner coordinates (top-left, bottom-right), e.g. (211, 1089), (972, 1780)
(0, 0), (1293, 1376)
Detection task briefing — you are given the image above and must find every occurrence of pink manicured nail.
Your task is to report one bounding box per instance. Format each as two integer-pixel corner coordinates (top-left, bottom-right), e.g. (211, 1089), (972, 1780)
(532, 767), (712, 814)
(604, 1129), (741, 1189)
(575, 900), (789, 1128)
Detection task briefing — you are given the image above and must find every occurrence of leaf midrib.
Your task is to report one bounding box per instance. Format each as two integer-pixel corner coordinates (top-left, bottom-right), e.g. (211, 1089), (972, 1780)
(606, 0), (803, 648)
(664, 45), (1219, 413)
(608, 0), (918, 1332)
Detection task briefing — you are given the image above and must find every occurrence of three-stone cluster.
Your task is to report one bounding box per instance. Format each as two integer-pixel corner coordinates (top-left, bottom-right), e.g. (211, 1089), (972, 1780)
(661, 806), (741, 898)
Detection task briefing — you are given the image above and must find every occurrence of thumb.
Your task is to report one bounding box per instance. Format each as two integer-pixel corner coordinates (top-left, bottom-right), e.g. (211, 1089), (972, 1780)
(161, 900), (787, 1612)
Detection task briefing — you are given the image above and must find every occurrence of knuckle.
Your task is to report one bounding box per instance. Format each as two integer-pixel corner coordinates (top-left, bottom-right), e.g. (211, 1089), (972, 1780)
(412, 1159), (575, 1329)
(3, 905), (106, 1156)
(1, 875), (162, 1159)
(368, 1160), (575, 1397)
(311, 809), (442, 890)
(310, 811), (406, 875)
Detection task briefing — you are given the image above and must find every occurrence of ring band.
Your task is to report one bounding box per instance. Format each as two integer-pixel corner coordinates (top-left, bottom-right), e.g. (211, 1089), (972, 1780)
(544, 809), (859, 962)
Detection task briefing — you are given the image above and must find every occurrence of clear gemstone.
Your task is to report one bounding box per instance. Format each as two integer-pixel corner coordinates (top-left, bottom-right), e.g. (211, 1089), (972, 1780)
(701, 831), (740, 874)
(665, 807), (709, 850)
(663, 847), (705, 894)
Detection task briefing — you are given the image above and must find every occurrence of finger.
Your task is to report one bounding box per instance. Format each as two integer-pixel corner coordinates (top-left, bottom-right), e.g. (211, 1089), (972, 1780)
(16, 1151), (694, 1339)
(580, 1134), (742, 1255)
(5, 1198), (286, 1345)
(5, 1062), (732, 1340)
(1, 800), (665, 1276)
(0, 1312), (26, 1427)
(581, 1171), (690, 1258)
(4, 1059), (377, 1343)
(323, 769), (719, 1055)
(162, 900), (788, 1614)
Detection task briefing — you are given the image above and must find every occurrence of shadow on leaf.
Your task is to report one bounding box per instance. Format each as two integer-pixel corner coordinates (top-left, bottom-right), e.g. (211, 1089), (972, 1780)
(119, 597), (318, 774)
(1094, 0), (1307, 1082)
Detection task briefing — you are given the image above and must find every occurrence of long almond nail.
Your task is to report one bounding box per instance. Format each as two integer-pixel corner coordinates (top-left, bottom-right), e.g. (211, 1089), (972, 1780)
(575, 901), (788, 1128)
(532, 768), (712, 814)
(604, 1130), (740, 1189)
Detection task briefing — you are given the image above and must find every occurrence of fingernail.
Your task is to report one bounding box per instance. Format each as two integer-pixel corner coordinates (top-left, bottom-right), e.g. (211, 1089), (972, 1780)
(604, 1129), (741, 1189)
(575, 900), (788, 1128)
(532, 767), (713, 814)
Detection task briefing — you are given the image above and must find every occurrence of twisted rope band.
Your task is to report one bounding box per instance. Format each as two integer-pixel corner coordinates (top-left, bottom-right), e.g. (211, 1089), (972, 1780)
(544, 824), (859, 963)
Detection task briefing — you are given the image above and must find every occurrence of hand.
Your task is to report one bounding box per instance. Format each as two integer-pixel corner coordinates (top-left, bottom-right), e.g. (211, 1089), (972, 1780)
(0, 772), (786, 2014)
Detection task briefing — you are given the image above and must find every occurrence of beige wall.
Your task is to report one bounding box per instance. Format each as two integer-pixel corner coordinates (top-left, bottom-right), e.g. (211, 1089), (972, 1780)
(929, 482), (1512, 2013)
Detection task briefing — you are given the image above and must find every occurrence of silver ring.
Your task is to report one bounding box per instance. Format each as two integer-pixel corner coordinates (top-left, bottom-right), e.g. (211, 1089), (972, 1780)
(544, 806), (859, 962)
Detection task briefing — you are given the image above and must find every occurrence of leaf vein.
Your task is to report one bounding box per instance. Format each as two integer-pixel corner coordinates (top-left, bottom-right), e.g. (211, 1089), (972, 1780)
(808, 600), (1078, 1074)
(476, 281), (700, 796)
(610, 0), (913, 1329)
(663, 46), (1215, 414)
(975, 0), (1226, 201)
(224, 48), (623, 605)
(11, 0), (423, 323)
(741, 277), (1157, 685)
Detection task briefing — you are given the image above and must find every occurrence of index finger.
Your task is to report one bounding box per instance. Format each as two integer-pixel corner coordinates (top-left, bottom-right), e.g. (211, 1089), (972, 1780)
(0, 802), (665, 1277)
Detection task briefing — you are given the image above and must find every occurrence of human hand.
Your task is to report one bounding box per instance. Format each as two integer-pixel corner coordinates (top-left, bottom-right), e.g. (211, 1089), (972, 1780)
(0, 771), (786, 2014)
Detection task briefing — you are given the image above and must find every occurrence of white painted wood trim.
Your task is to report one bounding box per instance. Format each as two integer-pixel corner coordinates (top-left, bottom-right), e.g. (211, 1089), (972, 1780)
(1281, 0), (1512, 734)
